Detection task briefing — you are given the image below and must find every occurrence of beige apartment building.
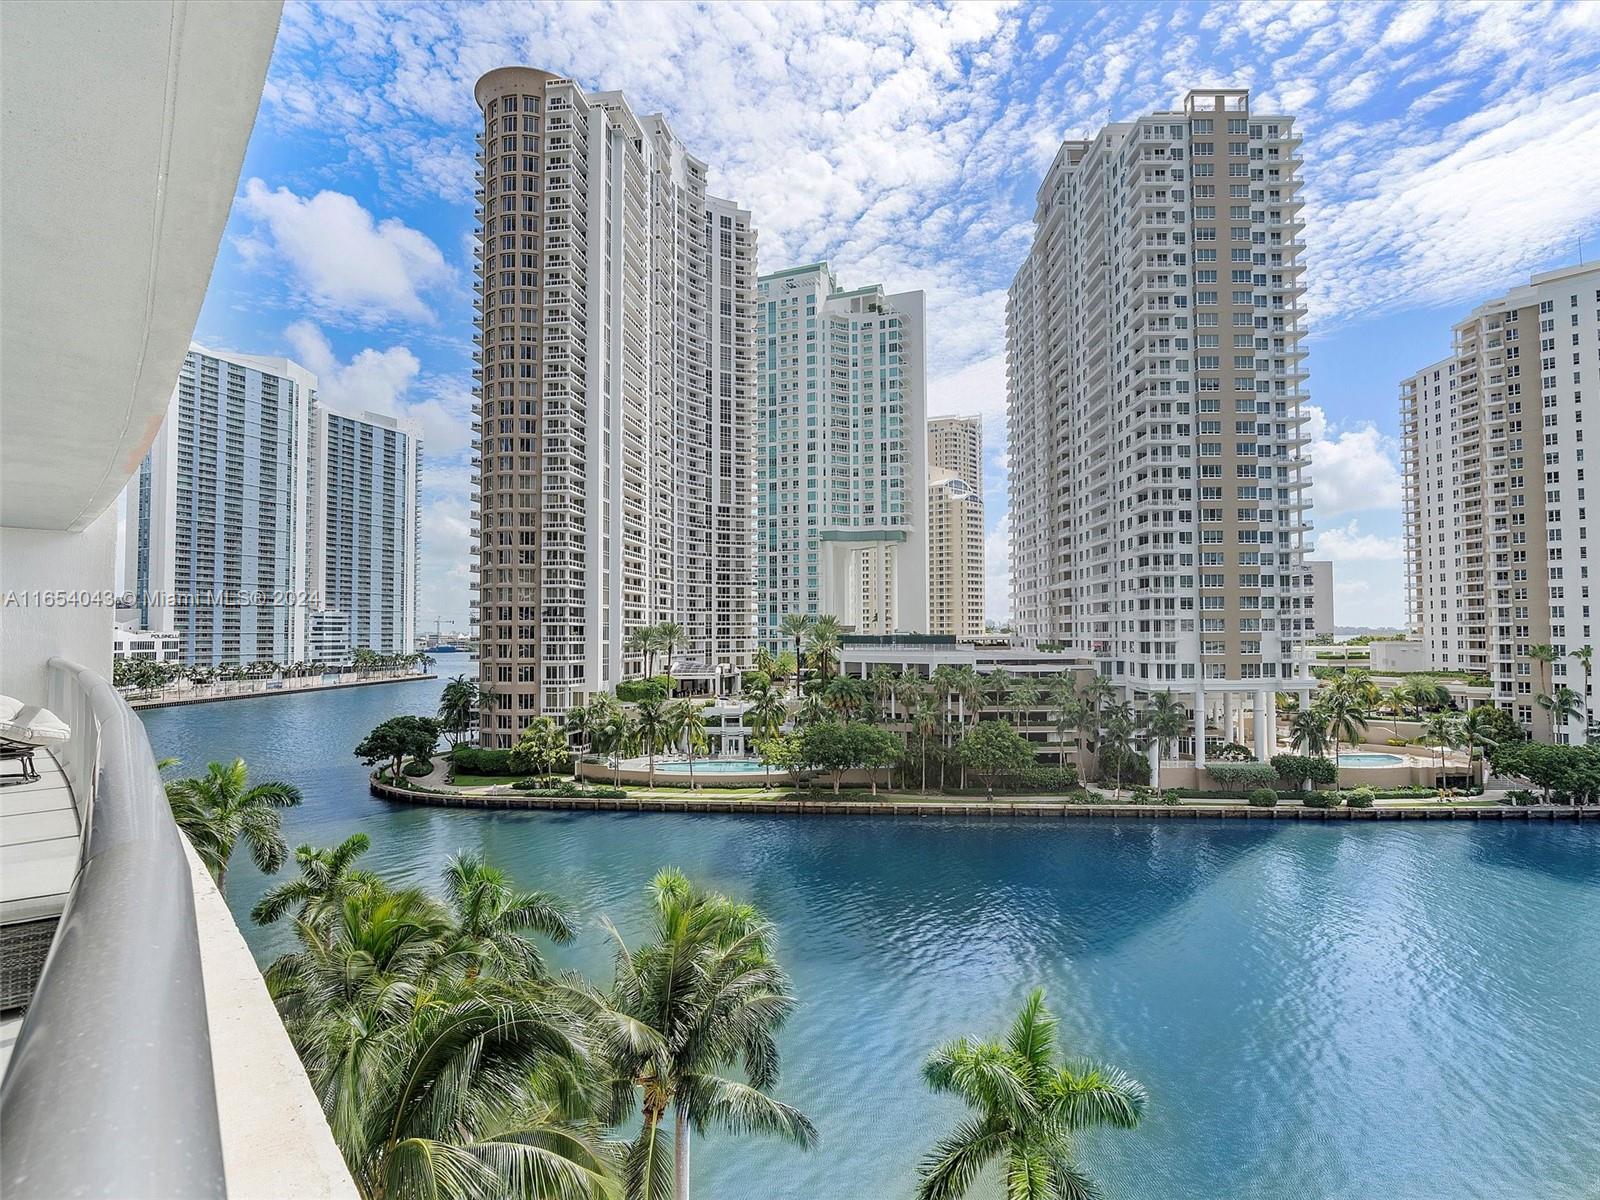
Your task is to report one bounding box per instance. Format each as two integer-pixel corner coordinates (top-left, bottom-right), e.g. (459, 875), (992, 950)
(472, 68), (757, 741)
(1007, 88), (1315, 764)
(927, 415), (986, 638)
(1401, 263), (1597, 744)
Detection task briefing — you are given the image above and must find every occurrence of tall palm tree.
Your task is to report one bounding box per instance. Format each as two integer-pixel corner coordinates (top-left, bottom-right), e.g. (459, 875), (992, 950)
(795, 685), (831, 729)
(916, 988), (1145, 1200)
(602, 869), (815, 1200)
(437, 675), (479, 746)
(911, 700), (941, 795)
(1319, 677), (1370, 785)
(1143, 690), (1188, 791)
(1528, 644), (1559, 700)
(1538, 686), (1585, 736)
(869, 665), (899, 719)
(805, 615), (843, 683)
(778, 613), (813, 692)
(824, 674), (868, 721)
(565, 703), (595, 779)
(983, 669), (1013, 719)
(669, 700), (708, 790)
(441, 852), (576, 983)
(656, 622), (687, 678)
(741, 682), (788, 787)
(1422, 712), (1461, 784)
(895, 670), (928, 723)
(1097, 701), (1142, 801)
(166, 758), (302, 896)
(634, 697), (671, 790)
(752, 644), (775, 679)
(1385, 681), (1414, 736)
(1010, 680), (1042, 729)
(1289, 706), (1330, 758)
(1079, 674), (1115, 719)
(1458, 705), (1501, 785)
(626, 626), (656, 677)
(1054, 694), (1089, 781)
(251, 833), (377, 928)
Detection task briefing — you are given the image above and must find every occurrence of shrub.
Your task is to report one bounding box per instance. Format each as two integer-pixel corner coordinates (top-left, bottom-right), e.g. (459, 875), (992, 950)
(1270, 754), (1335, 791)
(1095, 744), (1150, 788)
(511, 780), (626, 799)
(1205, 762), (1279, 790)
(1385, 738), (1409, 747)
(1302, 791), (1339, 809)
(1343, 787), (1376, 809)
(1212, 742), (1255, 762)
(616, 676), (671, 704)
(402, 759), (433, 778)
(1157, 789), (1183, 806)
(449, 745), (519, 775)
(1247, 787), (1278, 808)
(1012, 764), (1081, 793)
(1505, 788), (1538, 807)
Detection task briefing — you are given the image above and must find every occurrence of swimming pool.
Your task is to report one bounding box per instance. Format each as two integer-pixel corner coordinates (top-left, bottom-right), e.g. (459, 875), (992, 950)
(655, 758), (767, 774)
(1337, 752), (1406, 767)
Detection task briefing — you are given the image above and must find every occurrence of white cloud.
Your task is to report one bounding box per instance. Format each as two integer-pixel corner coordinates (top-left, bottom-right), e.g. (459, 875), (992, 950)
(237, 180), (451, 322)
(1305, 405), (1403, 518)
(1315, 520), (1404, 562)
(285, 321), (471, 457)
(985, 512), (1011, 624)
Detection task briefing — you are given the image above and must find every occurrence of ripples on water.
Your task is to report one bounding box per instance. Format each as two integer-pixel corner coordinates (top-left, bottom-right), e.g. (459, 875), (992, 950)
(141, 675), (1600, 1199)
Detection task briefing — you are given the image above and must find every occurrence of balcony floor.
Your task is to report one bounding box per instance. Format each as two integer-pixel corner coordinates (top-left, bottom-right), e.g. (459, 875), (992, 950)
(0, 750), (80, 925)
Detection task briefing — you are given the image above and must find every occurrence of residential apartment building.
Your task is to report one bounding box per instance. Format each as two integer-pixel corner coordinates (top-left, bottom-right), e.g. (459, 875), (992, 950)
(1401, 263), (1597, 743)
(1307, 558), (1333, 637)
(1007, 88), (1314, 764)
(121, 346), (420, 666)
(927, 415), (986, 638)
(472, 67), (757, 742)
(308, 406), (421, 657)
(123, 345), (314, 665)
(755, 262), (928, 645)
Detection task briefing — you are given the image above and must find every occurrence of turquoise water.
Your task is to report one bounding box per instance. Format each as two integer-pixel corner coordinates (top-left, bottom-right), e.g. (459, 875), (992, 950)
(140, 674), (1600, 1199)
(656, 758), (767, 774)
(1337, 752), (1407, 766)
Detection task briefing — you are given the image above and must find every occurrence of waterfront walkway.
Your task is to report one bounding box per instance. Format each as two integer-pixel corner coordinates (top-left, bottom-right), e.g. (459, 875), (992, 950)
(129, 671), (436, 710)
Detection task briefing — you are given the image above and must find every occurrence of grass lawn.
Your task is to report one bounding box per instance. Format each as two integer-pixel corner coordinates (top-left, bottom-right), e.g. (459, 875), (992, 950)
(445, 772), (530, 789)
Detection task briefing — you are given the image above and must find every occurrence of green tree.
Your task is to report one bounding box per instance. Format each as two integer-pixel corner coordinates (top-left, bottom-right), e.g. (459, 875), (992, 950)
(1528, 644), (1559, 700)
(983, 669), (1014, 717)
(669, 700), (709, 790)
(437, 675), (480, 746)
(754, 732), (806, 788)
(742, 682), (789, 787)
(509, 716), (571, 782)
(1423, 712), (1461, 784)
(601, 869), (815, 1200)
(633, 696), (672, 790)
(1318, 676), (1370, 784)
(915, 989), (1145, 1200)
(1458, 705), (1504, 785)
(655, 622), (687, 677)
(251, 833), (376, 928)
(805, 614), (843, 683)
(824, 674), (870, 721)
(778, 613), (813, 691)
(1571, 646), (1594, 741)
(911, 700), (942, 795)
(355, 715), (442, 783)
(1289, 706), (1329, 758)
(166, 758), (302, 896)
(565, 703), (596, 778)
(626, 625), (657, 677)
(769, 650), (798, 692)
(957, 720), (1036, 799)
(440, 852), (576, 983)
(1096, 701), (1144, 801)
(1143, 690), (1187, 792)
(1537, 685), (1585, 736)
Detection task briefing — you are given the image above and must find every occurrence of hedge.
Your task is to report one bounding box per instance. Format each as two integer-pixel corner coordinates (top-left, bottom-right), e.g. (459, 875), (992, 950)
(1248, 788), (1279, 808)
(1342, 787), (1376, 809)
(1301, 791), (1340, 809)
(511, 780), (627, 799)
(616, 676), (674, 703)
(448, 745), (520, 775)
(1270, 754), (1336, 790)
(1205, 762), (1279, 790)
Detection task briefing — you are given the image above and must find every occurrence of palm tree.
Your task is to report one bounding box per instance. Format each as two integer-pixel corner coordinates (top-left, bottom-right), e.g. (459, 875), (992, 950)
(1458, 705), (1502, 785)
(440, 852), (576, 982)
(824, 674), (868, 721)
(1010, 680), (1042, 729)
(590, 697), (635, 788)
(1529, 644), (1559, 700)
(1054, 694), (1089, 781)
(1384, 681), (1414, 736)
(1422, 712), (1460, 785)
(1097, 701), (1141, 801)
(983, 669), (1013, 719)
(437, 675), (479, 746)
(916, 988), (1145, 1200)
(952, 667), (985, 789)
(741, 682), (788, 787)
(566, 703), (595, 779)
(869, 665), (899, 719)
(1079, 674), (1115, 719)
(626, 626), (657, 677)
(1537, 685), (1585, 737)
(602, 869), (815, 1200)
(251, 833), (377, 928)
(911, 700), (941, 795)
(895, 670), (928, 723)
(1144, 690), (1187, 792)
(778, 613), (813, 692)
(632, 696), (672, 790)
(1289, 706), (1330, 758)
(1320, 676), (1370, 785)
(795, 685), (831, 729)
(166, 758), (302, 896)
(805, 615), (842, 683)
(752, 644), (775, 680)
(669, 700), (708, 790)
(656, 621), (687, 678)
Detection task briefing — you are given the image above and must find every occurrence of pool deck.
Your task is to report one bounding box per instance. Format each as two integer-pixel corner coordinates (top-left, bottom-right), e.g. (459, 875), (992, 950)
(372, 776), (1590, 822)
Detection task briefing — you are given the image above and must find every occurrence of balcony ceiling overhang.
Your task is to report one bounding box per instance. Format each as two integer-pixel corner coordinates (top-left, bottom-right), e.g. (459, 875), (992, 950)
(0, 0), (281, 531)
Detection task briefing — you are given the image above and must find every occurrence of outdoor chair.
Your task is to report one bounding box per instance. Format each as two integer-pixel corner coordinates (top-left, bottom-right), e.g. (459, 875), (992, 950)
(0, 695), (72, 786)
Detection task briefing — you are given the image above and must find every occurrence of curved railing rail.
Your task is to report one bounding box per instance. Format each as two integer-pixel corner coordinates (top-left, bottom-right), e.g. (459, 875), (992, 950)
(0, 658), (226, 1197)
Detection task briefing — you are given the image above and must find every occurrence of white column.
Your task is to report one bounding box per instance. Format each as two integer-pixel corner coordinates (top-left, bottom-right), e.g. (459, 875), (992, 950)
(1222, 693), (1236, 747)
(1254, 689), (1272, 760)
(1193, 691), (1208, 769)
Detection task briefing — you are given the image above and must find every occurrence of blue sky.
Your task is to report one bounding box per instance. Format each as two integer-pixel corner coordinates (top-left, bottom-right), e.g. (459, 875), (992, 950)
(194, 0), (1600, 634)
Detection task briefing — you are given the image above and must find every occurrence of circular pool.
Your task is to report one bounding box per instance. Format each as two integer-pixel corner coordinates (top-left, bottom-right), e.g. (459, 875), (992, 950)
(1337, 752), (1406, 767)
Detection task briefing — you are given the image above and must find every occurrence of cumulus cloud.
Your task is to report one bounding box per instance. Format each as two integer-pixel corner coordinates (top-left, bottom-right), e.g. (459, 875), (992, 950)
(237, 180), (451, 322)
(1315, 520), (1405, 562)
(1305, 405), (1403, 518)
